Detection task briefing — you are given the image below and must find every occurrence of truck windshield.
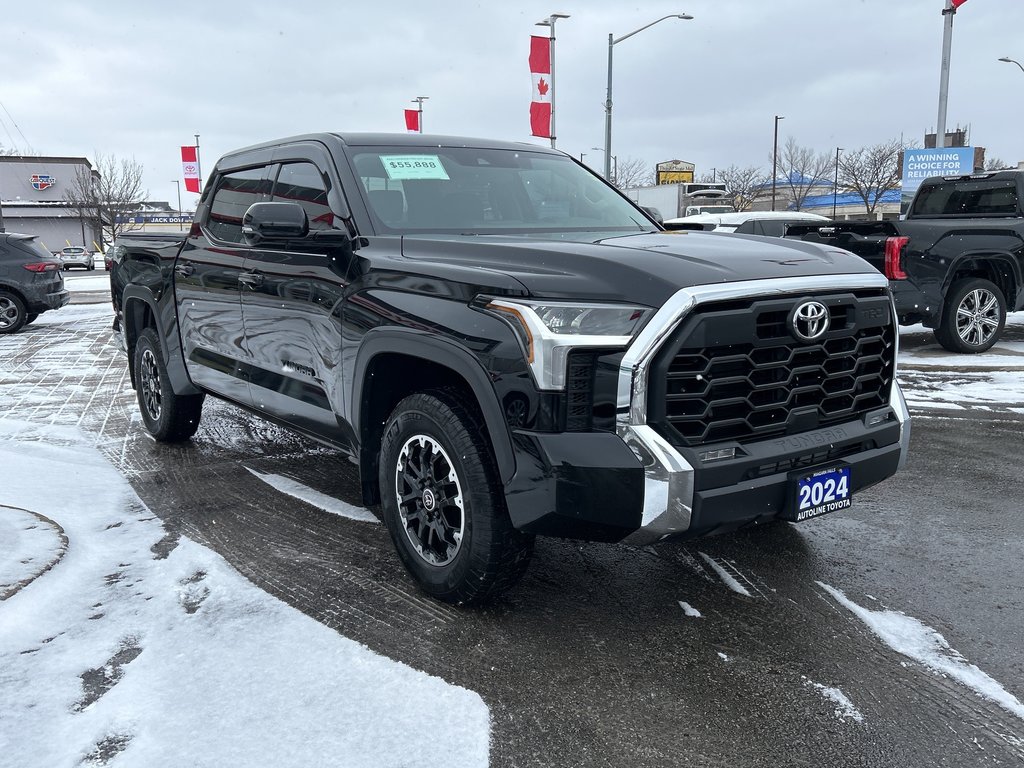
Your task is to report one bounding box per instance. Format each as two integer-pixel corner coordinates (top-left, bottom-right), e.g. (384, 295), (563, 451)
(349, 146), (655, 234)
(910, 179), (1020, 217)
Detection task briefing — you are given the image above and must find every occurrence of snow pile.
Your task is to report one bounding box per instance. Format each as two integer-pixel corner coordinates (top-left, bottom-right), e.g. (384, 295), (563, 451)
(819, 582), (1024, 721)
(246, 467), (379, 523)
(677, 601), (702, 618)
(0, 419), (489, 767)
(698, 552), (752, 597)
(0, 505), (65, 597)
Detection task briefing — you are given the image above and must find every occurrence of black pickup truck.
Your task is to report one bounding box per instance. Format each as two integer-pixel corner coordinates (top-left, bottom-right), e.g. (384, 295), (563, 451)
(111, 133), (910, 603)
(789, 170), (1024, 353)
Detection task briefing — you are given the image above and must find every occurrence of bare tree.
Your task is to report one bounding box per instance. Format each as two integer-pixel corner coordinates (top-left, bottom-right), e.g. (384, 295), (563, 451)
(773, 137), (833, 211)
(837, 138), (905, 217)
(985, 156), (1008, 171)
(717, 164), (766, 212)
(613, 157), (653, 189)
(64, 153), (147, 246)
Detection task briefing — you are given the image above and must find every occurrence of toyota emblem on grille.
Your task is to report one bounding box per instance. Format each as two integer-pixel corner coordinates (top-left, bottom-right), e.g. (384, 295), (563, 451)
(789, 300), (829, 341)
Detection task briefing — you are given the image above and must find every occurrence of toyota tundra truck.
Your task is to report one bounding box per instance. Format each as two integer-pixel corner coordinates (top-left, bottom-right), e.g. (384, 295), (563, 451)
(110, 133), (911, 603)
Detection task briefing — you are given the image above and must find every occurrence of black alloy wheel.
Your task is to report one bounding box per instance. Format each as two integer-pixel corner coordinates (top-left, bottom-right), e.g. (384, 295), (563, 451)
(379, 390), (534, 605)
(132, 328), (204, 442)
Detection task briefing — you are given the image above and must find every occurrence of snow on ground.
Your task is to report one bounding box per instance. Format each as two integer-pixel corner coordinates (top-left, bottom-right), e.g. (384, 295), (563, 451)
(698, 552), (752, 597)
(0, 418), (489, 767)
(0, 505), (66, 599)
(898, 314), (1024, 369)
(63, 274), (112, 293)
(677, 601), (702, 618)
(802, 677), (864, 723)
(818, 582), (1024, 722)
(245, 467), (380, 524)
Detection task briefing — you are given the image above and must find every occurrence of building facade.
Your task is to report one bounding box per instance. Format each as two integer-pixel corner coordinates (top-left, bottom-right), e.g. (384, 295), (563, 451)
(0, 155), (102, 251)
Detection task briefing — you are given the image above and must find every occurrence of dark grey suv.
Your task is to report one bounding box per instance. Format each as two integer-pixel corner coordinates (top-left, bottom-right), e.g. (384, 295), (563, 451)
(0, 232), (70, 333)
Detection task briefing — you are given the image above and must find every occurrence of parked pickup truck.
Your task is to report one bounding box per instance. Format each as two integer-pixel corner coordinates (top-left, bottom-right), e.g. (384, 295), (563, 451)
(111, 133), (910, 603)
(788, 170), (1024, 353)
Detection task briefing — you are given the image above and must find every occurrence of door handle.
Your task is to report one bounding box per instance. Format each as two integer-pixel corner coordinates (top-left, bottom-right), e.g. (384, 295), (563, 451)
(238, 271), (264, 288)
(174, 262), (195, 278)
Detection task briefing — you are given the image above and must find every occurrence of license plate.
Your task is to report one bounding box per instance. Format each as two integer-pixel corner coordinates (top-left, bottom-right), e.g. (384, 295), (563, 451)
(786, 466), (852, 522)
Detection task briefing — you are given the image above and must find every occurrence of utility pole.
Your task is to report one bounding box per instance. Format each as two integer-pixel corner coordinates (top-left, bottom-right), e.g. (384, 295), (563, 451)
(832, 147), (843, 219)
(172, 180), (182, 231)
(194, 134), (203, 193)
(536, 13), (570, 149)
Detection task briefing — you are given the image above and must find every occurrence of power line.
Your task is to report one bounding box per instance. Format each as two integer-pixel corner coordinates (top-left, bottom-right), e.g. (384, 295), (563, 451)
(0, 100), (33, 154)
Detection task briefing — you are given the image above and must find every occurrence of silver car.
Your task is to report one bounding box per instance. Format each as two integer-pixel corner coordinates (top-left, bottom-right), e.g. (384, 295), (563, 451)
(57, 246), (95, 270)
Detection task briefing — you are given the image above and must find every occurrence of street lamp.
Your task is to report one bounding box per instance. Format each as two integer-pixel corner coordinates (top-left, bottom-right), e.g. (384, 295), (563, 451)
(771, 115), (784, 212)
(535, 12), (570, 149)
(410, 96), (429, 133)
(999, 56), (1024, 74)
(832, 148), (843, 219)
(603, 13), (693, 181)
(171, 180), (182, 231)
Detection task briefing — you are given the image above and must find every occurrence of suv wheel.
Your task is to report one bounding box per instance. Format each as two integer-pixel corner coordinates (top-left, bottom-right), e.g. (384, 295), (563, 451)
(133, 328), (204, 441)
(934, 278), (1006, 354)
(379, 391), (534, 604)
(0, 290), (27, 334)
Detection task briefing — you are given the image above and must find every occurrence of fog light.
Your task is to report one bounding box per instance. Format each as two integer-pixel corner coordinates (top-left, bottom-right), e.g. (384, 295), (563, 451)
(699, 447), (736, 463)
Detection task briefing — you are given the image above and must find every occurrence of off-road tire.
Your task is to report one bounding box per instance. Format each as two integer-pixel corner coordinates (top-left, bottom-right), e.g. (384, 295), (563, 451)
(133, 328), (204, 442)
(379, 390), (534, 605)
(0, 291), (27, 334)
(934, 278), (1006, 354)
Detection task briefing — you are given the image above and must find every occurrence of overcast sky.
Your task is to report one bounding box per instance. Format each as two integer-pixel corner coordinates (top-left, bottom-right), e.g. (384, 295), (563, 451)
(2, 0), (1022, 206)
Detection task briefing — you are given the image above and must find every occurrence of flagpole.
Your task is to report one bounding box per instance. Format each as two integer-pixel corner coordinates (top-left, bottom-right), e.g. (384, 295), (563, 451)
(412, 96), (428, 134)
(936, 0), (956, 148)
(536, 13), (569, 149)
(194, 133), (203, 193)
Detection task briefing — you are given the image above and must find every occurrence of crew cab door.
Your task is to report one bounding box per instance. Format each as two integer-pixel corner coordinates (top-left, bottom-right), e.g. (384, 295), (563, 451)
(175, 163), (271, 402)
(239, 147), (356, 440)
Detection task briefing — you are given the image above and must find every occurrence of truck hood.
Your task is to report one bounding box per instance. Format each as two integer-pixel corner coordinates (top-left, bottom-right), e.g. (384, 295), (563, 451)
(400, 231), (880, 307)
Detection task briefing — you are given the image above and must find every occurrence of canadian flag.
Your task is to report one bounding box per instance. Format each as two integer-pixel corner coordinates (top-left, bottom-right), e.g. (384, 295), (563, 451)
(404, 109), (420, 133)
(529, 35), (551, 138)
(181, 146), (200, 194)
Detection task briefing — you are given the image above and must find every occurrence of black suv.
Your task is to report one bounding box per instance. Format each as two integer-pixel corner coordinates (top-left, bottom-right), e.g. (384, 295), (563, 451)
(0, 232), (69, 333)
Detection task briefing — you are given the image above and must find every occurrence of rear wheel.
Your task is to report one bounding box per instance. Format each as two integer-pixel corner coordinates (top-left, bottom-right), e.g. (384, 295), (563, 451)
(934, 278), (1006, 354)
(24, 314), (39, 325)
(133, 328), (204, 441)
(379, 391), (534, 604)
(0, 291), (27, 334)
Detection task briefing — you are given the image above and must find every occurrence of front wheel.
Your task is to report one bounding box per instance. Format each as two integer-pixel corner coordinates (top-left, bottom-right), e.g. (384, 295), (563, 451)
(24, 313), (39, 325)
(0, 290), (27, 334)
(379, 391), (534, 605)
(933, 278), (1006, 354)
(133, 328), (204, 441)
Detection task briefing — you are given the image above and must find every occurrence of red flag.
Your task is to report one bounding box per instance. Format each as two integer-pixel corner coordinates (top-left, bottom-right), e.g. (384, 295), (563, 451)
(181, 145), (200, 194)
(404, 109), (420, 133)
(951, 0), (968, 7)
(529, 35), (552, 138)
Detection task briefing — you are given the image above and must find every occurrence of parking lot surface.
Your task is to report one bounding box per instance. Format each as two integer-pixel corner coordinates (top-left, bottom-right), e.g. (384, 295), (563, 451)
(2, 298), (1023, 767)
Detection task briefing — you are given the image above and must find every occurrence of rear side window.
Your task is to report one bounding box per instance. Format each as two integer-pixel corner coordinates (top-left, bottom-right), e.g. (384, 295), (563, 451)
(911, 179), (1019, 217)
(207, 167), (268, 243)
(271, 163), (333, 231)
(10, 237), (55, 261)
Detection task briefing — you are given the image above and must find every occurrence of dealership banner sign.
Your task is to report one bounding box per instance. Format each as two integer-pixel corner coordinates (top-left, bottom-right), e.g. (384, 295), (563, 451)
(901, 147), (974, 213)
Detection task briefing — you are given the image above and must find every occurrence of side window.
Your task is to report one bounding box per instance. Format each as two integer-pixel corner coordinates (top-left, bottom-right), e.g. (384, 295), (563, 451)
(272, 162), (333, 231)
(207, 167), (267, 243)
(733, 220), (756, 235)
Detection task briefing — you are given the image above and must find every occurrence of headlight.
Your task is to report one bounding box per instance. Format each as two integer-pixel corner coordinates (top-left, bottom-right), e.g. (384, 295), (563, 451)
(485, 299), (652, 390)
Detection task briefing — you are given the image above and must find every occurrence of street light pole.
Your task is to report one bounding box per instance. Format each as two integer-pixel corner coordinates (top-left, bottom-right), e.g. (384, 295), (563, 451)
(771, 115), (784, 212)
(536, 13), (570, 149)
(194, 134), (202, 194)
(832, 147), (843, 219)
(171, 180), (182, 231)
(603, 13), (693, 181)
(591, 148), (618, 185)
(936, 0), (958, 148)
(999, 56), (1024, 74)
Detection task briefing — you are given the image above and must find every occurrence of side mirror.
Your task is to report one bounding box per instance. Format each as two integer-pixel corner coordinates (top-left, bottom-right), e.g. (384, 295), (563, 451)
(640, 206), (664, 225)
(242, 202), (309, 244)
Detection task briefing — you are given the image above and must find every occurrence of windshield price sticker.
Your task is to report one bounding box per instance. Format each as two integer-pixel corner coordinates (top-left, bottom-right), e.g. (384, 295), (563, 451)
(380, 155), (450, 181)
(790, 466), (852, 522)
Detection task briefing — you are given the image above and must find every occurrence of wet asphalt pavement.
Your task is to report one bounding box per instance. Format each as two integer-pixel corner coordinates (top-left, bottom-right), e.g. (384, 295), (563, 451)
(6, 283), (1024, 767)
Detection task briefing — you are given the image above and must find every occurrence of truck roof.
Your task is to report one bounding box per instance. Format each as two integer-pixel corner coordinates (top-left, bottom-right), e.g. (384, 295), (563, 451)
(221, 132), (561, 164)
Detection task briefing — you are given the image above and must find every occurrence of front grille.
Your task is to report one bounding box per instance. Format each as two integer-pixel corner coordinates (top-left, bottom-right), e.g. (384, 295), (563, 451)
(649, 292), (895, 447)
(743, 441), (873, 480)
(564, 351), (596, 431)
